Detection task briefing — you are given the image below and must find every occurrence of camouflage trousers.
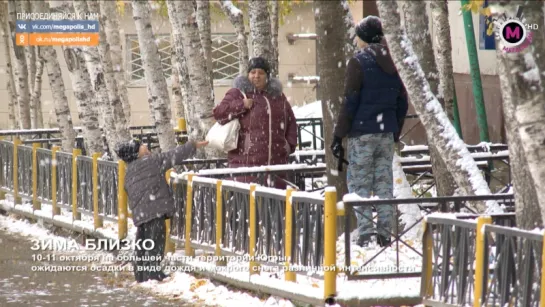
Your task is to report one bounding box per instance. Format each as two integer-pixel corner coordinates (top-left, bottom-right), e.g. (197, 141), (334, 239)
(347, 133), (395, 238)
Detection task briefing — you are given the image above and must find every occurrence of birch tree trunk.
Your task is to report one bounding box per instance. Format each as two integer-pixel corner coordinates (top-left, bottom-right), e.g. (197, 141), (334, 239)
(0, 2), (17, 129)
(196, 0), (213, 87)
(62, 47), (103, 154)
(22, 1), (39, 128)
(248, 0), (272, 62)
(314, 0), (348, 200)
(132, 0), (176, 151)
(32, 1), (75, 151)
(168, 0), (219, 157)
(402, 0), (457, 199)
(220, 1), (248, 75)
(30, 47), (45, 129)
(491, 2), (545, 225)
(74, 0), (120, 156)
(100, 0), (131, 123)
(269, 0), (279, 78)
(167, 1), (194, 133)
(88, 0), (131, 145)
(8, 0), (31, 129)
(376, 0), (499, 213)
(496, 45), (542, 229)
(42, 47), (76, 152)
(430, 0), (456, 123)
(341, 0), (357, 61)
(170, 34), (186, 120)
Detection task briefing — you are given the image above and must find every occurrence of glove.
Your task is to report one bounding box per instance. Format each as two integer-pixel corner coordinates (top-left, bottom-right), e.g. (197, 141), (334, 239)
(330, 136), (343, 159)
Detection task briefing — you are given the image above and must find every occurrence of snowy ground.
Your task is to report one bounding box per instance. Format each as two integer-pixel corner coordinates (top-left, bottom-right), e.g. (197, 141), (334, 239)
(1, 197), (422, 305)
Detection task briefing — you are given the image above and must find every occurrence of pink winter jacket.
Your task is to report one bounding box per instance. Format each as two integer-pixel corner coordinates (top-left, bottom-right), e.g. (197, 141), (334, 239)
(213, 76), (298, 168)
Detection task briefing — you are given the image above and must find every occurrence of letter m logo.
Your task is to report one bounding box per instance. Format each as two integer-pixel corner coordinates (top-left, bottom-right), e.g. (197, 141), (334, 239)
(505, 26), (521, 39)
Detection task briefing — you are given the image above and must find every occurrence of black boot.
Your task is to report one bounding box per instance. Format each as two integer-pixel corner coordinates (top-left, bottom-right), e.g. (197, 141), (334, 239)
(377, 235), (391, 247)
(356, 234), (371, 247)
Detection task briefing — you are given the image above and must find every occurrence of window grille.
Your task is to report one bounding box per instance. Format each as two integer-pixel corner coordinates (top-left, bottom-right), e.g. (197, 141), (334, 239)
(125, 33), (242, 87)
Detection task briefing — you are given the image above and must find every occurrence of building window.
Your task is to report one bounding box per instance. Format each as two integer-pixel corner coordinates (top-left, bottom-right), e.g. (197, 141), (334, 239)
(126, 33), (242, 87)
(126, 34), (172, 87)
(212, 33), (241, 82)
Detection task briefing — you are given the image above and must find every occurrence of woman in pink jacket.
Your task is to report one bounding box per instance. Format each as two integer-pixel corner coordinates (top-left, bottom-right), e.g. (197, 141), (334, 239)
(213, 57), (298, 189)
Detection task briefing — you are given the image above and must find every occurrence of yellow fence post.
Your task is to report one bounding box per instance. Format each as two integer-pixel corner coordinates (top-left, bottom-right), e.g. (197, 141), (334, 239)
(178, 118), (187, 132)
(421, 220), (433, 299)
(117, 160), (128, 240)
(32, 143), (41, 211)
(92, 153), (102, 229)
(72, 149), (81, 220)
(324, 187), (337, 300)
(216, 180), (226, 266)
(474, 216), (492, 307)
(13, 138), (22, 205)
(249, 183), (259, 275)
(51, 146), (60, 216)
(541, 232), (545, 307)
(284, 187), (296, 282)
(165, 169), (175, 254)
(185, 174), (195, 257)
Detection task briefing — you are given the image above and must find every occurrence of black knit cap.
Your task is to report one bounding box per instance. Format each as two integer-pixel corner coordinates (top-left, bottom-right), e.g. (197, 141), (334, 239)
(247, 56), (270, 77)
(114, 139), (141, 163)
(356, 15), (384, 44)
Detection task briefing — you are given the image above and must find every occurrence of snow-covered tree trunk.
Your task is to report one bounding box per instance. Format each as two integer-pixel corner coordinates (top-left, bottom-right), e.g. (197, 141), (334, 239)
(62, 47), (103, 154)
(220, 1), (248, 75)
(269, 0), (279, 78)
(88, 1), (131, 145)
(22, 0), (39, 128)
(393, 154), (421, 240)
(248, 0), (272, 62)
(30, 48), (45, 129)
(100, 0), (131, 123)
(430, 0), (456, 123)
(402, 0), (457, 199)
(196, 0), (213, 87)
(42, 47), (76, 152)
(341, 0), (357, 61)
(314, 0), (348, 199)
(168, 0), (219, 157)
(167, 1), (194, 133)
(496, 46), (542, 229)
(376, 0), (499, 213)
(8, 0), (31, 129)
(1, 2), (17, 129)
(74, 0), (121, 157)
(490, 2), (545, 225)
(131, 0), (176, 151)
(170, 34), (186, 120)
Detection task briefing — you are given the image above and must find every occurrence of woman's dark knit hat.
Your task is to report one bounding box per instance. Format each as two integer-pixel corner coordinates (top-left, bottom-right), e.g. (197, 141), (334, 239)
(356, 15), (384, 44)
(247, 56), (271, 77)
(114, 139), (141, 163)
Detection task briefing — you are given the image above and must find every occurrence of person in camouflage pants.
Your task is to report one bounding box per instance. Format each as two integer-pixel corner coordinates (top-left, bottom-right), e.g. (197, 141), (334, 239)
(347, 134), (395, 246)
(330, 16), (408, 247)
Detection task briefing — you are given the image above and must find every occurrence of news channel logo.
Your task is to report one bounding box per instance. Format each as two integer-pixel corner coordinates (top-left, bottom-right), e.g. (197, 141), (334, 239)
(492, 14), (539, 53)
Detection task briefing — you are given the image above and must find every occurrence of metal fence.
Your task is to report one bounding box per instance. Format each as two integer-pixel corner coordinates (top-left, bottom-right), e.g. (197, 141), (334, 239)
(97, 159), (119, 222)
(76, 155), (94, 216)
(17, 145), (33, 198)
(36, 148), (53, 203)
(421, 211), (543, 307)
(55, 151), (73, 209)
(0, 141), (14, 191)
(291, 192), (324, 270)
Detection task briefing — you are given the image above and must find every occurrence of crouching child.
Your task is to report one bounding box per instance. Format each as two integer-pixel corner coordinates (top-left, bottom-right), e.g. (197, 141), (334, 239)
(115, 139), (208, 283)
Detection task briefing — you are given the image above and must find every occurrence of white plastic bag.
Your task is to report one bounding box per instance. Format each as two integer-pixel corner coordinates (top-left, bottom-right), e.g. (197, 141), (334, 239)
(205, 118), (240, 153)
(206, 89), (246, 153)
